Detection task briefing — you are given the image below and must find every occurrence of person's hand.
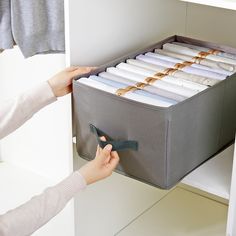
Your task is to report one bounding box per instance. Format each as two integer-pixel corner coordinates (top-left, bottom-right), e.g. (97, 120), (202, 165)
(48, 66), (95, 97)
(79, 137), (120, 185)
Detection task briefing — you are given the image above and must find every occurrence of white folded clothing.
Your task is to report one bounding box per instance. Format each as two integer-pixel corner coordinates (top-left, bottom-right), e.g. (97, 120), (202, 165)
(100, 72), (136, 85)
(127, 58), (218, 87)
(78, 77), (173, 107)
(147, 51), (231, 76)
(99, 72), (187, 102)
(137, 54), (226, 80)
(90, 75), (178, 104)
(155, 49), (235, 73)
(117, 62), (207, 92)
(163, 43), (236, 66)
(173, 42), (236, 60)
(107, 67), (198, 97)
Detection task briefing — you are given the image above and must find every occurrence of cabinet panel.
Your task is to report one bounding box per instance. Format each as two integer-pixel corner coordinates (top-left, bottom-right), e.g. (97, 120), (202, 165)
(186, 3), (236, 47)
(66, 0), (186, 66)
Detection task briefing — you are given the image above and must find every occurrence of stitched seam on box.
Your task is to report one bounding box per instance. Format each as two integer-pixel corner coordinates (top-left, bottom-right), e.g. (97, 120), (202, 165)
(165, 120), (169, 188)
(165, 110), (172, 188)
(218, 78), (227, 148)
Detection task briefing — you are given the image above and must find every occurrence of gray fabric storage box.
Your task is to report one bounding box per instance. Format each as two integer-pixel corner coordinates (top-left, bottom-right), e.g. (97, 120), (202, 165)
(73, 35), (236, 189)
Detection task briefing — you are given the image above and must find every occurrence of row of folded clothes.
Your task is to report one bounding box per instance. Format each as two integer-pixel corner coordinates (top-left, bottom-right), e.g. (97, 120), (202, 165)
(78, 42), (236, 107)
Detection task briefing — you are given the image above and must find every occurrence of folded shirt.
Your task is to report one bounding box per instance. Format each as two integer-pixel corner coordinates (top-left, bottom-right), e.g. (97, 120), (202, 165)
(147, 51), (231, 76)
(99, 72), (187, 102)
(78, 77), (175, 107)
(90, 75), (178, 104)
(163, 43), (236, 66)
(106, 67), (198, 97)
(117, 62), (207, 92)
(137, 54), (226, 80)
(173, 42), (236, 60)
(154, 49), (235, 73)
(127, 58), (219, 87)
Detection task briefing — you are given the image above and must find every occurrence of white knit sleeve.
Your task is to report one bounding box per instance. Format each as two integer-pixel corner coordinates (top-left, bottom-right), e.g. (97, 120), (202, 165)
(0, 171), (87, 236)
(0, 82), (57, 140)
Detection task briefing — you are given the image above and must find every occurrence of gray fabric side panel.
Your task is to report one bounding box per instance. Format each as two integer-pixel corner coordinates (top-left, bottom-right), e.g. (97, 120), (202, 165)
(73, 82), (169, 188)
(219, 74), (236, 146)
(176, 35), (236, 55)
(166, 81), (226, 187)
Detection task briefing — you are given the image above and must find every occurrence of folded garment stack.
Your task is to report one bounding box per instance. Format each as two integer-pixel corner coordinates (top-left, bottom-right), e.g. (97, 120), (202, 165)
(154, 49), (235, 72)
(126, 59), (219, 86)
(163, 43), (236, 66)
(173, 42), (236, 60)
(78, 41), (236, 107)
(148, 51), (232, 75)
(79, 77), (176, 107)
(136, 54), (226, 80)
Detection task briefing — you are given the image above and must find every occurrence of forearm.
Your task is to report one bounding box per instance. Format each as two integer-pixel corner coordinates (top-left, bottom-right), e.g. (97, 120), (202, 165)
(0, 171), (86, 236)
(0, 82), (57, 139)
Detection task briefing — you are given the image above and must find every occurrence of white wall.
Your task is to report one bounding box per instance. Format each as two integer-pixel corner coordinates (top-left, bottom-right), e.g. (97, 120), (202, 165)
(67, 0), (187, 66)
(67, 0), (236, 68)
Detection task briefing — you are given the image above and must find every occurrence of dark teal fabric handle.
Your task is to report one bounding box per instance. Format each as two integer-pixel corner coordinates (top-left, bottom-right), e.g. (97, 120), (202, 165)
(90, 124), (138, 151)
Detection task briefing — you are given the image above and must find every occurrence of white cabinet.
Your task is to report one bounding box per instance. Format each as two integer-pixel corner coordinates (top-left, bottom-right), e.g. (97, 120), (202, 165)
(227, 139), (236, 236)
(1, 1), (235, 235)
(65, 0), (236, 235)
(0, 48), (74, 236)
(65, 0), (186, 66)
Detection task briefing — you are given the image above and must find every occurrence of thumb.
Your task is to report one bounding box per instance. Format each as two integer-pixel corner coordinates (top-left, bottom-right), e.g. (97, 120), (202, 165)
(96, 144), (112, 163)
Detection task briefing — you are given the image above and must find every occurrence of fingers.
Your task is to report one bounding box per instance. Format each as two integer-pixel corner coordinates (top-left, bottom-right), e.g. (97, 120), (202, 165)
(100, 136), (106, 142)
(66, 66), (97, 72)
(108, 151), (120, 170)
(108, 154), (120, 171)
(111, 150), (119, 160)
(64, 66), (97, 87)
(65, 66), (79, 72)
(99, 136), (106, 153)
(71, 67), (96, 77)
(95, 136), (106, 157)
(97, 144), (112, 163)
(65, 85), (72, 94)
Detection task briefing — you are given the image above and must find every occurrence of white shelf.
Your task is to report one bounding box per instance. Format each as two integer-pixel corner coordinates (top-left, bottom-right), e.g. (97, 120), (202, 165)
(117, 188), (227, 236)
(181, 0), (236, 11)
(182, 144), (234, 200)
